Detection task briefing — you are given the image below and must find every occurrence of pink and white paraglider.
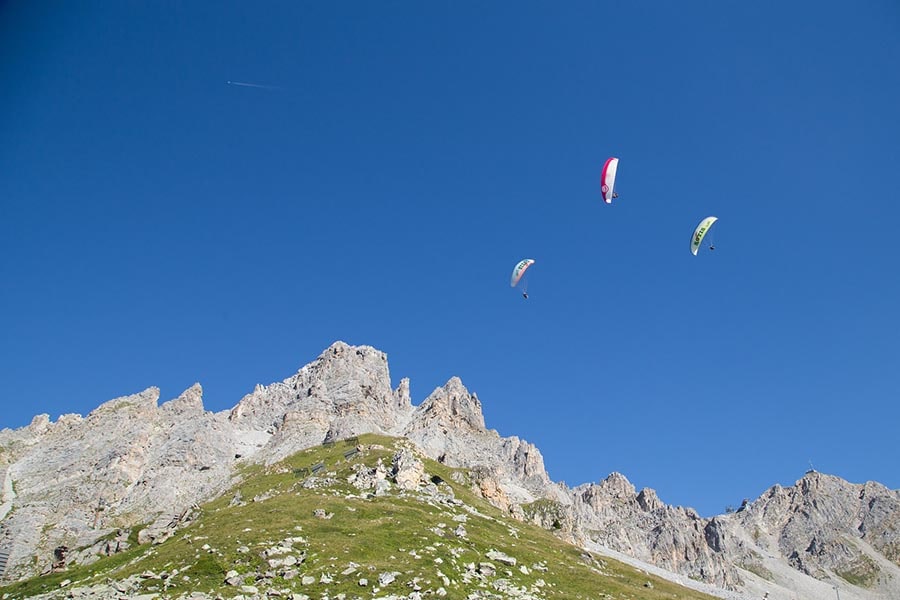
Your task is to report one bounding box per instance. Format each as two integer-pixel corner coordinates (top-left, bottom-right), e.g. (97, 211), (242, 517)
(600, 157), (620, 204)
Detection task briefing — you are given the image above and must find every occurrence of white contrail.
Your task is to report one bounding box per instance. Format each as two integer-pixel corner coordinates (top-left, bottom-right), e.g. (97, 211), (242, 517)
(226, 80), (280, 90)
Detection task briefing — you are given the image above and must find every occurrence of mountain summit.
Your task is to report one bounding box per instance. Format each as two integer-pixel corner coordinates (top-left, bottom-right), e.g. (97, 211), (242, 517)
(1, 342), (897, 600)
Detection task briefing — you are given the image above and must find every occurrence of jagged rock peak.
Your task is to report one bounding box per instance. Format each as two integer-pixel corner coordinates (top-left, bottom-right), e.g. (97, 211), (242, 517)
(229, 342), (396, 422)
(224, 341), (413, 464)
(318, 340), (389, 367)
(415, 377), (486, 432)
(161, 383), (205, 416)
(795, 469), (867, 496)
(722, 470), (900, 597)
(599, 471), (636, 498)
(87, 387), (161, 421)
(746, 470), (895, 522)
(393, 377), (411, 410)
(636, 487), (664, 512)
(27, 414), (52, 433)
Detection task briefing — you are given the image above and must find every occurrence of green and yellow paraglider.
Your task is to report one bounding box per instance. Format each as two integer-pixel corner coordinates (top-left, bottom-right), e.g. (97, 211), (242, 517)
(690, 216), (718, 255)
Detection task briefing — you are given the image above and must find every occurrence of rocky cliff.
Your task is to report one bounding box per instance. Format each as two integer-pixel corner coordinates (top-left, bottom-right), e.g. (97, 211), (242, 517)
(0, 385), (236, 579)
(1, 434), (731, 600)
(715, 471), (900, 599)
(1, 342), (897, 600)
(226, 343), (412, 463)
(566, 472), (741, 588)
(0, 342), (549, 582)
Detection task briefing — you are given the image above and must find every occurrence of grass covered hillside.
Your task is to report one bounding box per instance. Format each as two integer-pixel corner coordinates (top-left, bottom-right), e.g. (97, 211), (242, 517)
(0, 435), (720, 599)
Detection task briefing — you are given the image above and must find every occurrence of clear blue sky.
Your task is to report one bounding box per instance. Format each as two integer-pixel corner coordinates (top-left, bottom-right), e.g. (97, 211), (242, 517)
(2, 1), (898, 517)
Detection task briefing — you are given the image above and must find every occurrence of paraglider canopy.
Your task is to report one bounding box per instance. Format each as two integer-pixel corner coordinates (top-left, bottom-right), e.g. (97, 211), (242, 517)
(600, 157), (619, 204)
(510, 259), (535, 287)
(690, 216), (718, 255)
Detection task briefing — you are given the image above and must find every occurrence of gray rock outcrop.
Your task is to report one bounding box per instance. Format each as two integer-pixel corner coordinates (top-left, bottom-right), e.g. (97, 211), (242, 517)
(0, 342), (552, 581)
(715, 471), (900, 598)
(0, 384), (235, 580)
(402, 377), (557, 505)
(567, 472), (740, 588)
(228, 342), (413, 463)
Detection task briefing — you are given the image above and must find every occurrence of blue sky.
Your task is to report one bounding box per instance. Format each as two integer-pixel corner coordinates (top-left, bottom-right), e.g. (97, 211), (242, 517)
(2, 1), (898, 517)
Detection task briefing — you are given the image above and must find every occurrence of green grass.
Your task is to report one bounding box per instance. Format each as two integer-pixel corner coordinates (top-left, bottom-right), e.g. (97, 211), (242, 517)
(836, 553), (881, 588)
(739, 558), (773, 581)
(0, 434), (721, 599)
(879, 541), (900, 567)
(522, 499), (568, 530)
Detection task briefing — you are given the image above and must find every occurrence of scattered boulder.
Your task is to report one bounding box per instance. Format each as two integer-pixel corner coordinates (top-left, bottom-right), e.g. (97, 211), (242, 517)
(486, 549), (517, 566)
(392, 448), (425, 491)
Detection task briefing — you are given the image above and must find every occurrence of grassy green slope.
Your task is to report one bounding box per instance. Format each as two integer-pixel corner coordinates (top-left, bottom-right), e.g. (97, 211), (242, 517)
(1, 435), (719, 599)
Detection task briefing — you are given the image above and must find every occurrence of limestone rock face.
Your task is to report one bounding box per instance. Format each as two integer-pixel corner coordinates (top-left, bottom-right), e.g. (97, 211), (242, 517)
(568, 472), (741, 589)
(402, 377), (553, 504)
(162, 383), (205, 417)
(391, 448), (425, 491)
(715, 471), (900, 598)
(636, 487), (664, 512)
(228, 342), (413, 463)
(0, 343), (424, 580)
(393, 378), (411, 411)
(0, 385), (236, 580)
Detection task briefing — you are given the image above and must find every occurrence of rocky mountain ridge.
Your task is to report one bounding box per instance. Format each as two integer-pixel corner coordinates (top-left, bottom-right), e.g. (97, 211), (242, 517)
(2, 434), (727, 600)
(1, 342), (898, 600)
